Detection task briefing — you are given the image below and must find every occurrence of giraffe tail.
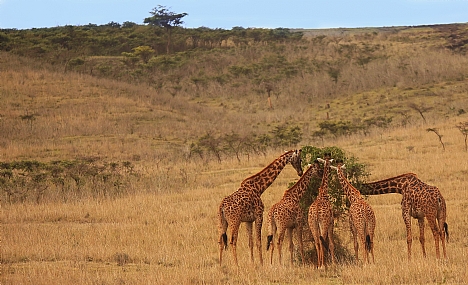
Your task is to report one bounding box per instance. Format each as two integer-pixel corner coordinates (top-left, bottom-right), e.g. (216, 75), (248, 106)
(365, 234), (372, 252)
(320, 236), (329, 252)
(444, 222), (449, 243)
(221, 233), (228, 250)
(266, 235), (273, 251)
(218, 204), (228, 250)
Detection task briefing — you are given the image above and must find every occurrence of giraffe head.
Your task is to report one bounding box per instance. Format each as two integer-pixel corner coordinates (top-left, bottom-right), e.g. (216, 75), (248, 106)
(317, 153), (333, 171)
(317, 157), (333, 165)
(289, 149), (303, 176)
(330, 159), (346, 172)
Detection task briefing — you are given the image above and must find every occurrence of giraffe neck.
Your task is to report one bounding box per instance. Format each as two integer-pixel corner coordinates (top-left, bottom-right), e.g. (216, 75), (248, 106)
(362, 173), (419, 195)
(337, 167), (361, 204)
(283, 164), (318, 203)
(240, 151), (293, 195)
(318, 160), (331, 196)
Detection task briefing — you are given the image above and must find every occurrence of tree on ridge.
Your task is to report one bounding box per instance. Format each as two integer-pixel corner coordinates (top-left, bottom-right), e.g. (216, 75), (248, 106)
(144, 5), (188, 54)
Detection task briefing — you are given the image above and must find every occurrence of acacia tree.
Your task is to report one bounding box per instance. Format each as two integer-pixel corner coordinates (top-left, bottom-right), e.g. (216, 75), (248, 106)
(408, 102), (432, 124)
(426, 128), (445, 151)
(144, 5), (188, 54)
(456, 121), (468, 151)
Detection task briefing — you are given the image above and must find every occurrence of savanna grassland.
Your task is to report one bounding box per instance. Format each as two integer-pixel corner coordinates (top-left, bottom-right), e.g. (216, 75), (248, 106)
(1, 23), (468, 284)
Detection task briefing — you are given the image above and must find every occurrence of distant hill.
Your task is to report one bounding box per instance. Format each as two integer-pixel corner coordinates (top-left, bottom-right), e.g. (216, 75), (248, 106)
(1, 23), (468, 162)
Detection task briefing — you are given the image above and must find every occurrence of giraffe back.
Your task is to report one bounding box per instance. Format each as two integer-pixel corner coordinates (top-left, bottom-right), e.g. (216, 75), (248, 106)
(363, 173), (446, 218)
(220, 186), (263, 223)
(362, 173), (419, 195)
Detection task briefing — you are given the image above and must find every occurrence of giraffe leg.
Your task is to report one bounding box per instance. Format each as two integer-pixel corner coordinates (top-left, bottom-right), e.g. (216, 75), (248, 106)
(219, 231), (228, 265)
(230, 222), (241, 266)
(361, 236), (369, 264)
(440, 223), (447, 260)
(402, 210), (413, 260)
(277, 228), (286, 265)
(438, 197), (448, 259)
(427, 217), (441, 259)
(319, 237), (326, 268)
(418, 218), (427, 258)
(267, 222), (276, 265)
(246, 222), (255, 263)
(357, 221), (371, 265)
(269, 236), (275, 265)
(297, 224), (305, 265)
(310, 221), (323, 268)
(367, 212), (376, 264)
(218, 206), (229, 265)
(266, 210), (276, 265)
(357, 224), (368, 264)
(313, 237), (323, 268)
(219, 232), (227, 265)
(350, 219), (359, 263)
(255, 216), (264, 265)
(327, 224), (336, 265)
(287, 227), (294, 265)
(438, 218), (448, 259)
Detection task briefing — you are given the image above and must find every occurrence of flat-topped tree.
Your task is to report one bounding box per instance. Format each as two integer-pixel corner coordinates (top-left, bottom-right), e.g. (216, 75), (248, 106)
(144, 5), (188, 54)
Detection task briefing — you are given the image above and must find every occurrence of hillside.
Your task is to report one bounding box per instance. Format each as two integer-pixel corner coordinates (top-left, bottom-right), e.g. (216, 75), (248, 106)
(1, 23), (468, 163)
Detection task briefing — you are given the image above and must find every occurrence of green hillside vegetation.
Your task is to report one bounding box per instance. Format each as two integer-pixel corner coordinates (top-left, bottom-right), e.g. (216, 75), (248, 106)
(2, 23), (468, 164)
(1, 19), (468, 284)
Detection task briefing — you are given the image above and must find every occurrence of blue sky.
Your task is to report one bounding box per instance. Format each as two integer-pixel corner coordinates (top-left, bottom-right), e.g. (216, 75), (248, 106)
(0, 0), (467, 30)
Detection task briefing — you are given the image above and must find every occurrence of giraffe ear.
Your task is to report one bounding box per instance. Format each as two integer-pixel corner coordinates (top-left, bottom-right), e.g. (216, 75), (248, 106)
(317, 157), (325, 163)
(330, 165), (338, 170)
(329, 159), (334, 163)
(341, 164), (347, 170)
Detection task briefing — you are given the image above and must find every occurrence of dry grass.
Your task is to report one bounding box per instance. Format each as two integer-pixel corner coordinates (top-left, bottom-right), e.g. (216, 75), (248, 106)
(2, 121), (468, 284)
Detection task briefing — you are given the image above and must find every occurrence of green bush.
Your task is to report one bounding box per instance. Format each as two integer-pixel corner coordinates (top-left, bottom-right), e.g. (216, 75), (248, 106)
(0, 159), (136, 204)
(299, 145), (370, 220)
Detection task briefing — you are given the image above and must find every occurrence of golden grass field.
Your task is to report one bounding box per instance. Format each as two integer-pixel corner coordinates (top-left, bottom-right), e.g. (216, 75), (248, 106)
(3, 118), (468, 284)
(1, 25), (468, 284)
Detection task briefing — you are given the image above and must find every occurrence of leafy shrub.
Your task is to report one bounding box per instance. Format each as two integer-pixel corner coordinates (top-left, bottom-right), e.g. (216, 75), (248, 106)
(67, 57), (85, 67)
(0, 158), (137, 204)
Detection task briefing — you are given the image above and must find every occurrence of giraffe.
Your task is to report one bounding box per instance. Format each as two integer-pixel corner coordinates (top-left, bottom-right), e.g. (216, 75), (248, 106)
(218, 149), (303, 266)
(266, 161), (322, 265)
(361, 173), (448, 260)
(330, 160), (376, 264)
(308, 155), (336, 268)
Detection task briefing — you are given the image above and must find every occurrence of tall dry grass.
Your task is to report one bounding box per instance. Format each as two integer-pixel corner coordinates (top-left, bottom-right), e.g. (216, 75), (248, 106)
(2, 120), (468, 284)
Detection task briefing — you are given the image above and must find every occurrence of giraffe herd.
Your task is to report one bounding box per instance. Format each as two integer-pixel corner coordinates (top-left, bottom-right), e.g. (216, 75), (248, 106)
(217, 149), (449, 267)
